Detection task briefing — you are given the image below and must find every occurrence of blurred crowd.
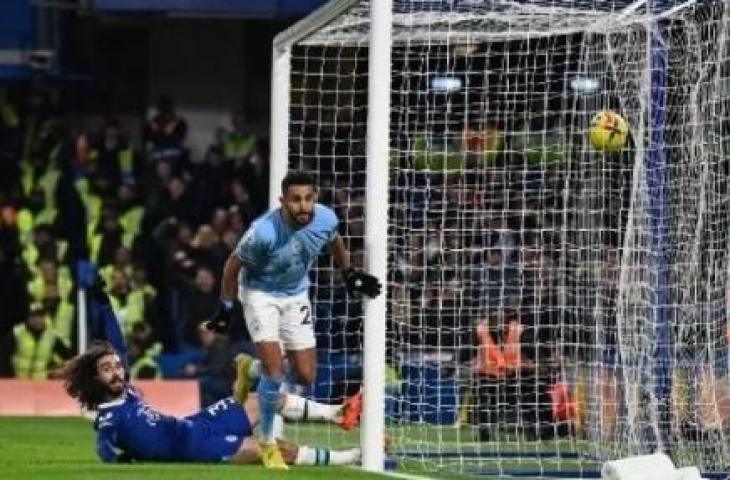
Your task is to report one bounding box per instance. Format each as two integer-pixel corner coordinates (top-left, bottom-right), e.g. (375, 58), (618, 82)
(0, 79), (268, 404)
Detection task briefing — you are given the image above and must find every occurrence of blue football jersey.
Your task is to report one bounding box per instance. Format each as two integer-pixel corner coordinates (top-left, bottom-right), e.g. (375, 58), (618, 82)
(94, 391), (253, 463)
(94, 388), (187, 462)
(234, 203), (339, 296)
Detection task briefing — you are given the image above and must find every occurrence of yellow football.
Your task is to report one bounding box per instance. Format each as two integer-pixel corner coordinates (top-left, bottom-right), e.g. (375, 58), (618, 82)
(589, 111), (629, 152)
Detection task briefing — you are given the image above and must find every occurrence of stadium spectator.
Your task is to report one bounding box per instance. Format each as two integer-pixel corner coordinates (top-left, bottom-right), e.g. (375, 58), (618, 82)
(227, 204), (246, 237)
(191, 141), (230, 214)
(422, 280), (470, 354)
(221, 227), (239, 252)
(225, 110), (267, 208)
(0, 204), (26, 377)
(144, 95), (188, 166)
(183, 266), (219, 346)
(189, 224), (227, 274)
(107, 269), (145, 336)
(210, 207), (230, 237)
(182, 324), (236, 407)
(86, 118), (136, 196)
(115, 182), (145, 251)
(142, 158), (174, 215)
(100, 246), (133, 286)
(130, 263), (157, 311)
(127, 322), (162, 379)
(21, 188), (53, 231)
(0, 87), (22, 194)
(25, 224), (62, 267)
(93, 208), (124, 266)
(226, 179), (257, 227)
(152, 175), (200, 229)
(223, 110), (256, 163)
(10, 303), (72, 379)
(41, 283), (74, 346)
(28, 257), (72, 304)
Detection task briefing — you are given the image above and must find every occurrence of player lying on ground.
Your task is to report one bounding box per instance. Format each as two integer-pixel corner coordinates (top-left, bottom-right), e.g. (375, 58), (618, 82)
(61, 341), (363, 465)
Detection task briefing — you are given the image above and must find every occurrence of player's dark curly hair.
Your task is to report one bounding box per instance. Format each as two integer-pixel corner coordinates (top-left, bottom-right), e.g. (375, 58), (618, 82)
(281, 171), (316, 195)
(61, 341), (119, 411)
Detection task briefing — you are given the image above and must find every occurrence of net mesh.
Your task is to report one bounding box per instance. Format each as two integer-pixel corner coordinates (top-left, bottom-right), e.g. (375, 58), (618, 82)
(282, 0), (730, 476)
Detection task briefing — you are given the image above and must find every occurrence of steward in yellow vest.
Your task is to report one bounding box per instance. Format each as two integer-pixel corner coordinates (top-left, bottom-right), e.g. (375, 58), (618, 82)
(11, 304), (73, 379)
(107, 269), (144, 336)
(223, 111), (256, 162)
(129, 342), (163, 380)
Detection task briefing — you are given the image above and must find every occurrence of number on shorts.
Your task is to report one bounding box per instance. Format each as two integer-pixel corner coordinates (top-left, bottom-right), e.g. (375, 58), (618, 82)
(300, 305), (311, 325)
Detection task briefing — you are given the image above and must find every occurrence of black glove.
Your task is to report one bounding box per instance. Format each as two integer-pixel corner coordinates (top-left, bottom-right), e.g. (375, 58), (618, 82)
(344, 268), (382, 298)
(204, 299), (235, 333)
(88, 276), (110, 306)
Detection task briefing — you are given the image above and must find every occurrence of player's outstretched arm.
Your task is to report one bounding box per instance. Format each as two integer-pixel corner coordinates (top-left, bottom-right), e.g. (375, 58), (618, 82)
(330, 235), (382, 298)
(87, 276), (129, 368)
(205, 254), (243, 333)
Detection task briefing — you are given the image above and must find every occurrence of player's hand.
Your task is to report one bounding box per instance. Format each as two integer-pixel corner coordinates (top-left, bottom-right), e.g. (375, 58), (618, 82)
(204, 299), (235, 333)
(344, 269), (382, 297)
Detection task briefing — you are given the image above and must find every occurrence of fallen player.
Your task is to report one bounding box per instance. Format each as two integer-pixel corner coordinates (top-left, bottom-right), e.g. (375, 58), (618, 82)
(61, 341), (363, 466)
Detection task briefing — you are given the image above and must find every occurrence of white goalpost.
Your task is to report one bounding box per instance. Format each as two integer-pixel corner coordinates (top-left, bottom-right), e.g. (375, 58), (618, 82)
(270, 0), (730, 477)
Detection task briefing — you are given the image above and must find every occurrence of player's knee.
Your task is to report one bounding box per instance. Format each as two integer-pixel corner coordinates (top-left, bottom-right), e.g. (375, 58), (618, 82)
(295, 367), (316, 386)
(261, 362), (284, 378)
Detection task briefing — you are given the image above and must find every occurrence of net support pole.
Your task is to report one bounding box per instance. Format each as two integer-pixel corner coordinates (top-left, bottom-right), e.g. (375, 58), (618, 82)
(269, 44), (291, 209)
(646, 20), (672, 452)
(362, 0), (391, 472)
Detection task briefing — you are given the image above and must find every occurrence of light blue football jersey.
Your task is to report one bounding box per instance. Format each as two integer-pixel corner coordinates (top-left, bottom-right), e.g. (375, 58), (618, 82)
(234, 203), (339, 296)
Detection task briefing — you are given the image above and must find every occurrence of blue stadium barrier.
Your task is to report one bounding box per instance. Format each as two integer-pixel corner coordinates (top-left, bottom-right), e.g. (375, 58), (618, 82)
(401, 364), (458, 425)
(312, 352), (362, 402)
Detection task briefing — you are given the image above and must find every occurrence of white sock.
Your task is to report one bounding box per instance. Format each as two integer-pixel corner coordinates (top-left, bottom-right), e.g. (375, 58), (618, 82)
(272, 414), (284, 440)
(280, 394), (339, 422)
(249, 359), (261, 379)
(329, 448), (361, 465)
(294, 446), (361, 466)
(294, 445), (317, 465)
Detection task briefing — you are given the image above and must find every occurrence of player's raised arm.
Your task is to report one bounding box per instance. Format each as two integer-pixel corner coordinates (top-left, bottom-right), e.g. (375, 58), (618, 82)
(330, 234), (382, 298)
(329, 234), (351, 271)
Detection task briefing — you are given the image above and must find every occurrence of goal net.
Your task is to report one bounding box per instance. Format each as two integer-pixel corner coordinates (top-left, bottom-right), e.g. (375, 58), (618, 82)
(275, 0), (730, 476)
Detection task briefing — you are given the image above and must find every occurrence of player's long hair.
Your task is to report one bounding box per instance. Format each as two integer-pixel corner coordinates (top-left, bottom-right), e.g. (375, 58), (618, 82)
(60, 341), (118, 411)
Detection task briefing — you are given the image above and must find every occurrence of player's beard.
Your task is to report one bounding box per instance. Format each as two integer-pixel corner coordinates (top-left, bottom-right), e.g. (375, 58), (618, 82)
(285, 206), (313, 226)
(104, 376), (126, 398)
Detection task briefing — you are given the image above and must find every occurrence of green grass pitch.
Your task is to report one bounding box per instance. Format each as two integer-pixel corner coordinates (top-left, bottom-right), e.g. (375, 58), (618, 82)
(0, 417), (399, 480)
(0, 416), (596, 479)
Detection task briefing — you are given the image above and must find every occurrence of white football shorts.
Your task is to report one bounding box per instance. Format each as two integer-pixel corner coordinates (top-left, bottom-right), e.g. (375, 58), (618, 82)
(238, 288), (315, 351)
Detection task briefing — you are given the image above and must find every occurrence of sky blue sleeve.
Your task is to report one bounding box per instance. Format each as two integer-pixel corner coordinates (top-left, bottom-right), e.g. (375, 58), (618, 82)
(324, 205), (340, 242)
(234, 224), (270, 265)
